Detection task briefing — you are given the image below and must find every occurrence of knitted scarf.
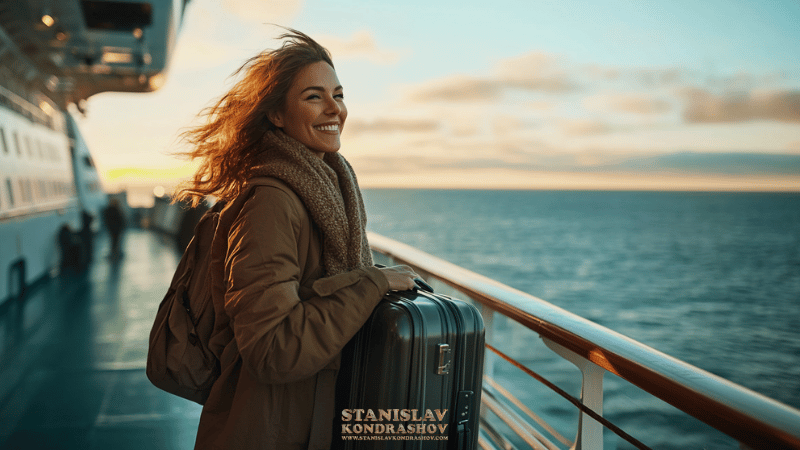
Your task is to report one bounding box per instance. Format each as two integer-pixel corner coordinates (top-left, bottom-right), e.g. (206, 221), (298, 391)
(249, 130), (373, 276)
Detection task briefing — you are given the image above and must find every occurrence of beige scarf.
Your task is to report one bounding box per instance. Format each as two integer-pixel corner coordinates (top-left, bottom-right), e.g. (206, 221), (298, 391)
(249, 130), (373, 276)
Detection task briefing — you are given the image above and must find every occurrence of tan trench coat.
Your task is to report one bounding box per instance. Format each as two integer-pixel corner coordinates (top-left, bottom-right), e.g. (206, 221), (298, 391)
(194, 179), (389, 450)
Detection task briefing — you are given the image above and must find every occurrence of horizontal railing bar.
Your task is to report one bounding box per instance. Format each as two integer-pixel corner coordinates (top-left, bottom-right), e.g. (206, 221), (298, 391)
(487, 344), (651, 450)
(479, 421), (518, 450)
(484, 376), (572, 447)
(368, 232), (800, 450)
(477, 435), (499, 450)
(483, 393), (553, 450)
(0, 198), (77, 221)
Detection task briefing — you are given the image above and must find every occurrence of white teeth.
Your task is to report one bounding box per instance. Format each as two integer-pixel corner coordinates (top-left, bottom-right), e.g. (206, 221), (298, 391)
(314, 124), (339, 131)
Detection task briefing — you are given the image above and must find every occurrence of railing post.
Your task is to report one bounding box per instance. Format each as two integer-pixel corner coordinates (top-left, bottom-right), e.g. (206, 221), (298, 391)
(543, 339), (605, 450)
(479, 304), (495, 380)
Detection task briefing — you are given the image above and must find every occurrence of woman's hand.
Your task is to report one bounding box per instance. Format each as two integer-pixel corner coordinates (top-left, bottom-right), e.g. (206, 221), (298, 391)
(378, 265), (420, 291)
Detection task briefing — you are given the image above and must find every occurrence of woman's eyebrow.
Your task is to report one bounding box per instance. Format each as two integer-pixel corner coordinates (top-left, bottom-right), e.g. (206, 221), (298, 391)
(300, 85), (344, 94)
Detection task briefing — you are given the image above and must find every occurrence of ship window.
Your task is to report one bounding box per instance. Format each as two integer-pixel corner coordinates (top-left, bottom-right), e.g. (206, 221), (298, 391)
(24, 135), (32, 157)
(17, 179), (27, 203)
(5, 179), (13, 207)
(0, 127), (7, 154)
(13, 131), (21, 156)
(81, 1), (152, 31)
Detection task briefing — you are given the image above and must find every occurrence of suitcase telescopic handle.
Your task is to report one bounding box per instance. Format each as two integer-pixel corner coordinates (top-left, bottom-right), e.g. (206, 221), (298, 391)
(373, 264), (434, 293)
(413, 277), (434, 293)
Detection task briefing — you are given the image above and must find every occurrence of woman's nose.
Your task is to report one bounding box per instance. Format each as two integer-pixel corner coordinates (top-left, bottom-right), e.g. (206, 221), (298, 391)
(324, 97), (342, 115)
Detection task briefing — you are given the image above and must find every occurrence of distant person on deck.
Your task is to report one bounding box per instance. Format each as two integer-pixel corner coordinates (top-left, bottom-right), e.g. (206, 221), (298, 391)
(102, 198), (126, 259)
(79, 210), (94, 265)
(173, 29), (418, 450)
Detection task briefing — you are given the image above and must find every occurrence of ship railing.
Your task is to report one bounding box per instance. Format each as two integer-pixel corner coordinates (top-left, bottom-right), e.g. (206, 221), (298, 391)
(367, 232), (800, 450)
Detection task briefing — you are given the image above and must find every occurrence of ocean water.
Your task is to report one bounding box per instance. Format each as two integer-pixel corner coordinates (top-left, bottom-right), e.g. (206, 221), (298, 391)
(362, 189), (800, 449)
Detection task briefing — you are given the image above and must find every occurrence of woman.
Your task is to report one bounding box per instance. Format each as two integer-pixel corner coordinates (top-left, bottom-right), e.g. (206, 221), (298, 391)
(175, 29), (419, 449)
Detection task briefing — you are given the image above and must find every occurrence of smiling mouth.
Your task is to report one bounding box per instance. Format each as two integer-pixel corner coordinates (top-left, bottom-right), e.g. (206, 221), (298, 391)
(314, 124), (339, 132)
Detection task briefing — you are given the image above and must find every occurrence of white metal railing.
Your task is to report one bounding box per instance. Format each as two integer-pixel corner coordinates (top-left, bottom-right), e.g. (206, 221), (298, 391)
(368, 232), (800, 450)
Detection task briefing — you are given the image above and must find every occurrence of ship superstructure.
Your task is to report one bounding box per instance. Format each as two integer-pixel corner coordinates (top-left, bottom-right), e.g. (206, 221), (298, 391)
(0, 0), (189, 300)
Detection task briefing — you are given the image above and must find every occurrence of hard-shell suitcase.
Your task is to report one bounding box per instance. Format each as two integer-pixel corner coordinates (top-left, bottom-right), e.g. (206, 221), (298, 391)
(334, 285), (485, 449)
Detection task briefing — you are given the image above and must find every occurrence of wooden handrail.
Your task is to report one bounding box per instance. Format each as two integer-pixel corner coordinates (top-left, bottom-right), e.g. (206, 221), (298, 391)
(368, 232), (800, 449)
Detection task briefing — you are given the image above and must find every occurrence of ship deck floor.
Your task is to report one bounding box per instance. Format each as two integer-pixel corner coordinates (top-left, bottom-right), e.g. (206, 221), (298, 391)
(0, 229), (201, 450)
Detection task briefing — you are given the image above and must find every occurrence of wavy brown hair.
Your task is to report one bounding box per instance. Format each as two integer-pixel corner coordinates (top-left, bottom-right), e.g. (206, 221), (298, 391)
(173, 28), (334, 206)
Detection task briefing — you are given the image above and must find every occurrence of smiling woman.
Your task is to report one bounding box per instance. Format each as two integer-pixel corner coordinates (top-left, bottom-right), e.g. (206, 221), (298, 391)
(171, 28), (419, 450)
(268, 61), (347, 158)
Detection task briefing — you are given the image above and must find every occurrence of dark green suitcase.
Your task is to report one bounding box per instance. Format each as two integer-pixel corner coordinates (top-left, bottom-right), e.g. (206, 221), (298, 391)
(334, 284), (485, 449)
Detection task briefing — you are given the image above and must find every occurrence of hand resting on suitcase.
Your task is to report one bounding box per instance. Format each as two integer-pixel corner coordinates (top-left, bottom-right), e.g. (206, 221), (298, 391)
(377, 265), (420, 291)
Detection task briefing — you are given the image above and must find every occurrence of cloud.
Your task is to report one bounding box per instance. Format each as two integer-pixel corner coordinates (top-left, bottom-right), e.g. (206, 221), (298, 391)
(494, 52), (578, 92)
(491, 116), (527, 136)
(584, 93), (673, 115)
(587, 65), (694, 89)
(353, 149), (800, 177)
(406, 51), (577, 104)
(559, 119), (611, 136)
(221, 0), (302, 23)
(682, 88), (800, 123)
(632, 68), (687, 88)
(408, 76), (503, 103)
(318, 31), (405, 65)
(527, 100), (554, 110)
(585, 64), (621, 82)
(344, 118), (440, 137)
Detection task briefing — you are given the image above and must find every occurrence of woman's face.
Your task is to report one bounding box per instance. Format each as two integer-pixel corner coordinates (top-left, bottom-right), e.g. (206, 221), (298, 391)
(270, 61), (347, 158)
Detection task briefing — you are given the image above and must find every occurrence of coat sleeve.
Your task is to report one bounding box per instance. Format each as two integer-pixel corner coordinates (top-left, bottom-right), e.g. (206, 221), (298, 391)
(223, 185), (389, 385)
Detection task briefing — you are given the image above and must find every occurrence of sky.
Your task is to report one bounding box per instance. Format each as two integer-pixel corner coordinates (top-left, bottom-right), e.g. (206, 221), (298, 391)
(73, 0), (800, 206)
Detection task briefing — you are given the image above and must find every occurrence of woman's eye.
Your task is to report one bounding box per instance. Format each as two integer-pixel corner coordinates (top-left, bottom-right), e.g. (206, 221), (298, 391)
(305, 94), (320, 100)
(335, 93), (345, 99)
